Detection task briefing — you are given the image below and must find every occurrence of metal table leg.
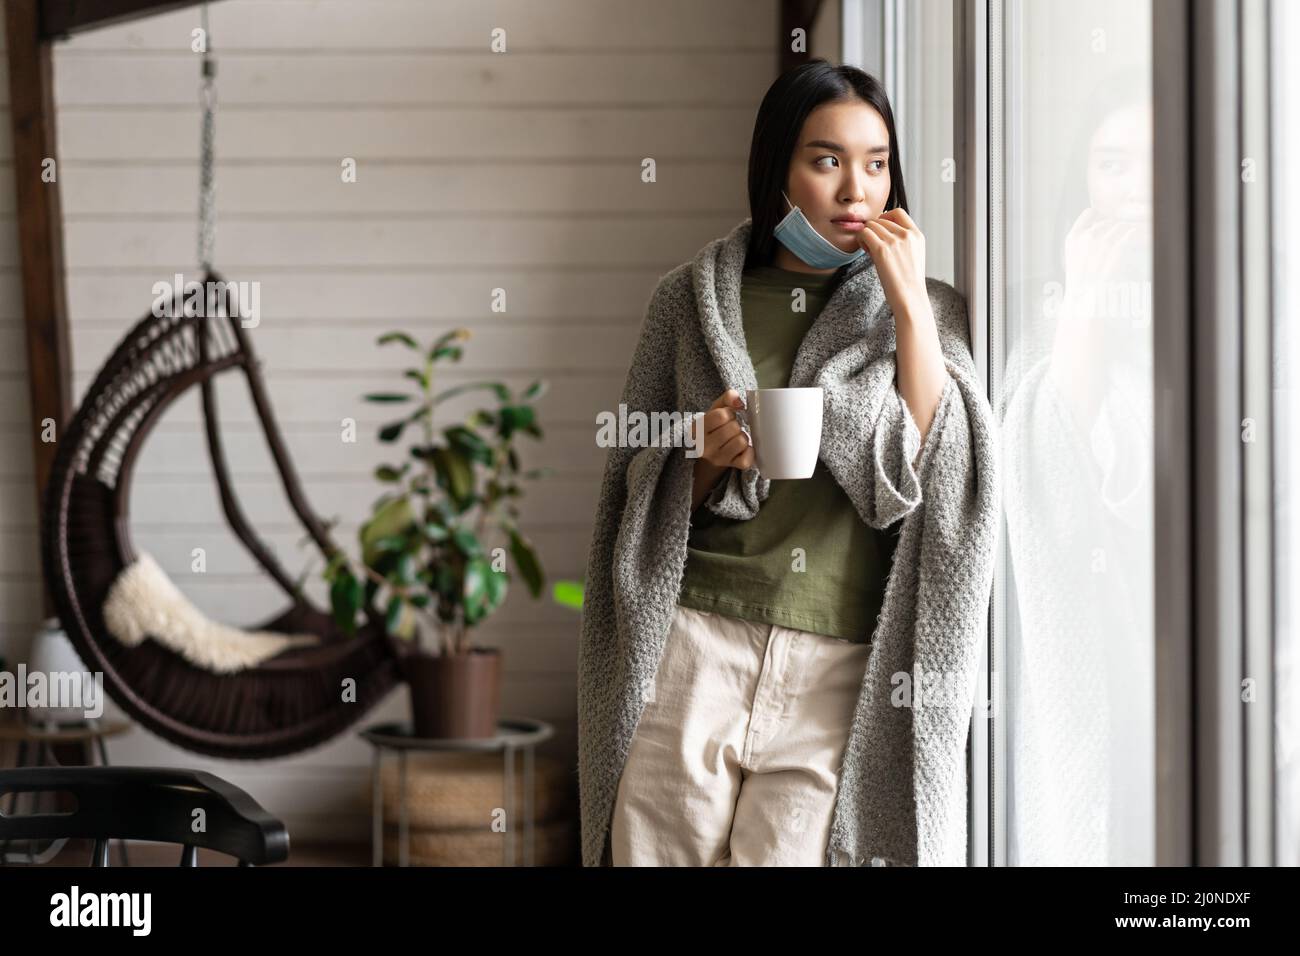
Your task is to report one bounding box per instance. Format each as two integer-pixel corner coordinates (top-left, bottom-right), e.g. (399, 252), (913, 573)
(92, 732), (129, 866)
(29, 740), (47, 864)
(502, 743), (515, 867)
(398, 750), (408, 868)
(524, 743), (535, 867)
(371, 747), (382, 867)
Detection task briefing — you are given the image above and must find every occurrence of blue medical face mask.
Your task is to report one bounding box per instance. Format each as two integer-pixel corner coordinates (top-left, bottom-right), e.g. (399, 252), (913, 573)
(772, 190), (868, 269)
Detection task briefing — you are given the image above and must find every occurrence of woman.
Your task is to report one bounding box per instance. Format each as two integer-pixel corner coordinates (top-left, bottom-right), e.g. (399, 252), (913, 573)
(577, 60), (1000, 867)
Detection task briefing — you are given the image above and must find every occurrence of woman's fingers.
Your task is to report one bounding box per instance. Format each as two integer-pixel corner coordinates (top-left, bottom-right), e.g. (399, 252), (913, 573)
(875, 210), (908, 233)
(713, 418), (744, 445)
(710, 388), (744, 411)
(729, 444), (756, 470)
(702, 405), (741, 437)
(870, 216), (910, 239)
(717, 430), (751, 466)
(691, 387), (754, 471)
(858, 218), (889, 251)
(880, 206), (918, 231)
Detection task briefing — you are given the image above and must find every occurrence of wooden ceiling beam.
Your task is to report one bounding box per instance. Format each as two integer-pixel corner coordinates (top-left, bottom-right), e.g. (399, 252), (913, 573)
(39, 0), (206, 40)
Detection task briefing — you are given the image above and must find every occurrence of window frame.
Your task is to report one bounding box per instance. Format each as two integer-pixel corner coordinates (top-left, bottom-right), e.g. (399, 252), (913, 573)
(950, 0), (1280, 866)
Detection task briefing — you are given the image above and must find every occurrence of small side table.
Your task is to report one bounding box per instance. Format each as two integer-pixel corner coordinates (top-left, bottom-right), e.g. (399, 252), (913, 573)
(359, 718), (554, 867)
(0, 716), (133, 865)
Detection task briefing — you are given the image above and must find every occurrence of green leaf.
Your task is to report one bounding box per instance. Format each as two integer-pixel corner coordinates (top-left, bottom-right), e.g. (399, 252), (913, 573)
(462, 557), (502, 627)
(451, 527), (483, 558)
(361, 496), (414, 566)
(403, 369), (429, 389)
(508, 528), (545, 598)
(423, 522), (450, 542)
(445, 425), (493, 465)
(552, 579), (584, 609)
(378, 420), (406, 443)
(485, 562), (508, 607)
(507, 448), (519, 473)
(329, 569), (364, 634)
(395, 553), (417, 585)
(370, 534), (408, 555)
(430, 328), (470, 353)
(464, 558), (490, 604)
(431, 381), (510, 406)
(431, 346), (463, 362)
(374, 464), (406, 483)
(521, 380), (547, 401)
(363, 392), (412, 403)
(385, 595), (405, 635)
(498, 404), (535, 438)
(430, 447), (475, 504)
(378, 331), (419, 350)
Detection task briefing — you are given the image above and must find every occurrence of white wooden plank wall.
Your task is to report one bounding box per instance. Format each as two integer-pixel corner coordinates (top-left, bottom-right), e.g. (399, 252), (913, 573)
(0, 0), (774, 842)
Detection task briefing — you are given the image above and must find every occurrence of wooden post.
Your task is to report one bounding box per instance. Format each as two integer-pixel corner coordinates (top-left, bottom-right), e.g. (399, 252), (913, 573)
(4, 0), (73, 613)
(4, 0), (208, 614)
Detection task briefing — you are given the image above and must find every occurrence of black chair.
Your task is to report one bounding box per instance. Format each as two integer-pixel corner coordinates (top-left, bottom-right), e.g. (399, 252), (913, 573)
(0, 766), (289, 866)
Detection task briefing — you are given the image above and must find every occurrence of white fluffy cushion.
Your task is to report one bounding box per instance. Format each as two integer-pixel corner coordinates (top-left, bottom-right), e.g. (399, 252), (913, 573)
(102, 552), (319, 674)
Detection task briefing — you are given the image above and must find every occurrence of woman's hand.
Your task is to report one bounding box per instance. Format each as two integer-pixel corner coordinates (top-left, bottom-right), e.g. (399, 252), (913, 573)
(858, 208), (949, 456)
(857, 207), (930, 321)
(689, 388), (755, 511)
(1048, 205), (1151, 435)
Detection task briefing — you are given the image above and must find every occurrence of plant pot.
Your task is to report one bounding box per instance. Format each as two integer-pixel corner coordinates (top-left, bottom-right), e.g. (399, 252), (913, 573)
(400, 645), (502, 740)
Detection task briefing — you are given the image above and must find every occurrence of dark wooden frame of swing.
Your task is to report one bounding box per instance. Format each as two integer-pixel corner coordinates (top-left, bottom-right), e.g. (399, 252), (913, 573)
(41, 271), (401, 759)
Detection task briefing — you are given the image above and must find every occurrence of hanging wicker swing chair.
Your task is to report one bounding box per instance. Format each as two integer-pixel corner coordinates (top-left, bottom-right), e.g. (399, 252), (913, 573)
(40, 270), (401, 760)
(38, 13), (399, 760)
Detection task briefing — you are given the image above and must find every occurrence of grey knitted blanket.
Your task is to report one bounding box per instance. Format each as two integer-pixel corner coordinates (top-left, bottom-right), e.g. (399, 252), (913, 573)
(576, 217), (1000, 866)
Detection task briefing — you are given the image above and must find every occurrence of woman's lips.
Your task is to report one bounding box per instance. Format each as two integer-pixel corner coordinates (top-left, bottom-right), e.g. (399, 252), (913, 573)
(831, 219), (866, 232)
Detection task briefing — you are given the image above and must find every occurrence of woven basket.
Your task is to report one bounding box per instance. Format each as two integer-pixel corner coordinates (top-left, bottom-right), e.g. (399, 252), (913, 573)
(376, 751), (572, 831)
(382, 816), (575, 866)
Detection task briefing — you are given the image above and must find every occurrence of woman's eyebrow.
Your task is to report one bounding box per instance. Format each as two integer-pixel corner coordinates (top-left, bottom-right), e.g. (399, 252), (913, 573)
(803, 139), (890, 154)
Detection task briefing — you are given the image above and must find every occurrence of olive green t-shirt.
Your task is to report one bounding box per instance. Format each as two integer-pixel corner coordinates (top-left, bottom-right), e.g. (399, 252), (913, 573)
(676, 263), (901, 643)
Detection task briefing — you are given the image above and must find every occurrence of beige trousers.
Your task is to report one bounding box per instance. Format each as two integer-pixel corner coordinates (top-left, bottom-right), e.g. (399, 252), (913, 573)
(610, 602), (872, 866)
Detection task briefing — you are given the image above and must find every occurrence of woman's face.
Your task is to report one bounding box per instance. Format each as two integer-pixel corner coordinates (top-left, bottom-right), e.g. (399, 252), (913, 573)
(781, 99), (894, 261)
(1085, 100), (1152, 222)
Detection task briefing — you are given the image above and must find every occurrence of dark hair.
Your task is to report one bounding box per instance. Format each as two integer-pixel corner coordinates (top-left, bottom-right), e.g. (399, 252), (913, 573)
(745, 59), (909, 273)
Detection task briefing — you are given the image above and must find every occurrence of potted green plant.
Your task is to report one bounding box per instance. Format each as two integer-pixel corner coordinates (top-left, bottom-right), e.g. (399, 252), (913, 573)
(323, 328), (550, 739)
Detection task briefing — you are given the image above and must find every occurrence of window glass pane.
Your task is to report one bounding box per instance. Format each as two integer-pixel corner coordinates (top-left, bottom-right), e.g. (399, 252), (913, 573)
(1273, 0), (1300, 868)
(998, 0), (1154, 865)
(909, 0), (955, 284)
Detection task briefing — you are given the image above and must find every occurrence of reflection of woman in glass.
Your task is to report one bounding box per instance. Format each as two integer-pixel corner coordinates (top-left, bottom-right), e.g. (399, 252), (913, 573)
(1000, 86), (1154, 865)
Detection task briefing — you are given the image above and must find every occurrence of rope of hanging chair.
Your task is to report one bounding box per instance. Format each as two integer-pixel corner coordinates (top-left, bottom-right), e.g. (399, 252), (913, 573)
(198, 0), (216, 274)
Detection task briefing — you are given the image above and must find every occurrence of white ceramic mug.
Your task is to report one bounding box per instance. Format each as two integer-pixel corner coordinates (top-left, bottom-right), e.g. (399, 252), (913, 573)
(738, 387), (824, 479)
